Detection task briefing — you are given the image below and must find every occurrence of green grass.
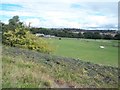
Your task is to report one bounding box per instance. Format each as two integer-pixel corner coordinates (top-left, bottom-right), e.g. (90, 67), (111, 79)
(2, 56), (53, 88)
(2, 46), (119, 88)
(47, 38), (118, 67)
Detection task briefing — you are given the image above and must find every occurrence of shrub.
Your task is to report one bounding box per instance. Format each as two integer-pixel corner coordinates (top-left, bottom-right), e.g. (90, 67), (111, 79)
(43, 80), (51, 87)
(2, 27), (53, 54)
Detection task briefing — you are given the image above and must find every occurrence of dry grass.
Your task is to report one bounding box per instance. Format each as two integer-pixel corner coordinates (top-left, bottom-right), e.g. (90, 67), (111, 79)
(2, 56), (54, 88)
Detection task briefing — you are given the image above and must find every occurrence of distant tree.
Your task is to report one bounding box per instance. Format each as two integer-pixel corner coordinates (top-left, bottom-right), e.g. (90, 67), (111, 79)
(114, 33), (120, 40)
(83, 32), (94, 39)
(102, 34), (113, 40)
(0, 21), (4, 31)
(93, 32), (102, 39)
(0, 21), (10, 33)
(77, 32), (83, 38)
(8, 16), (24, 31)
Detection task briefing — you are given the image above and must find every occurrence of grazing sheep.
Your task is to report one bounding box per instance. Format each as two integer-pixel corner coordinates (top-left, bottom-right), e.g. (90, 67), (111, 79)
(100, 46), (105, 49)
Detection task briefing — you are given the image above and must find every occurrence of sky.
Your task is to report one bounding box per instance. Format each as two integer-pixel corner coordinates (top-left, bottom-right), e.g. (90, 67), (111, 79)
(0, 0), (119, 30)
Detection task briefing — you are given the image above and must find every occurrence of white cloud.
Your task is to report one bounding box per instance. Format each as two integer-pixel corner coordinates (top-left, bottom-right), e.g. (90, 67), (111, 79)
(87, 15), (117, 26)
(23, 18), (41, 27)
(1, 0), (118, 29)
(0, 10), (35, 17)
(49, 19), (82, 28)
(1, 0), (119, 4)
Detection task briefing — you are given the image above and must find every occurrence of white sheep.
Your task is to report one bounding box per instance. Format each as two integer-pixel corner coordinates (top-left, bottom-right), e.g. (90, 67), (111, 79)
(100, 46), (105, 49)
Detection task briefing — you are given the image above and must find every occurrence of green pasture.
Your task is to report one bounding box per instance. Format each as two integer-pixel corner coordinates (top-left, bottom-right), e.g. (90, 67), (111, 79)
(47, 38), (118, 67)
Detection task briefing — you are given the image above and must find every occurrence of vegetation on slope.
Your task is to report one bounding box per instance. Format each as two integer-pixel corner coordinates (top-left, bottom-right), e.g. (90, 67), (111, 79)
(2, 46), (119, 88)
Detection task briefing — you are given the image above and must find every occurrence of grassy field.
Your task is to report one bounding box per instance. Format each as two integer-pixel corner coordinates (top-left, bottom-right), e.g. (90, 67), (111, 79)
(47, 38), (118, 67)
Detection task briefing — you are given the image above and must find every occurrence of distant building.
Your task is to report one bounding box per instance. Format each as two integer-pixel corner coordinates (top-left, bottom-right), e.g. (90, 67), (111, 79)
(35, 33), (55, 38)
(44, 35), (55, 38)
(36, 33), (45, 37)
(72, 31), (79, 34)
(44, 35), (50, 38)
(103, 32), (116, 37)
(78, 30), (117, 36)
(50, 35), (55, 38)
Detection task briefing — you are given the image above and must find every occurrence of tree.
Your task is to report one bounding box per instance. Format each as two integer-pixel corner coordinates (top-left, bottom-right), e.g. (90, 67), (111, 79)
(8, 16), (24, 31)
(77, 32), (83, 38)
(0, 21), (3, 31)
(83, 32), (94, 39)
(102, 34), (113, 40)
(93, 32), (102, 39)
(114, 33), (120, 40)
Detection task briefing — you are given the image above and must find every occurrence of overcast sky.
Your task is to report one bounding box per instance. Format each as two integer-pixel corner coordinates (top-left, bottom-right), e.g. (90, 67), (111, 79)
(0, 0), (119, 30)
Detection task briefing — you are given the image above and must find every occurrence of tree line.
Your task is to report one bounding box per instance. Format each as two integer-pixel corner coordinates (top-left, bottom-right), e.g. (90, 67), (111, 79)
(30, 28), (120, 40)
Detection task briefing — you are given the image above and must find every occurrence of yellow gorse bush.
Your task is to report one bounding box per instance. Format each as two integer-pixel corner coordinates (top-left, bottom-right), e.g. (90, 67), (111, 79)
(2, 27), (53, 54)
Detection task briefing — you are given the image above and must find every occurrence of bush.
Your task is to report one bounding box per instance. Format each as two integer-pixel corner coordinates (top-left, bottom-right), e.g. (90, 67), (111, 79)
(2, 27), (53, 54)
(43, 80), (51, 87)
